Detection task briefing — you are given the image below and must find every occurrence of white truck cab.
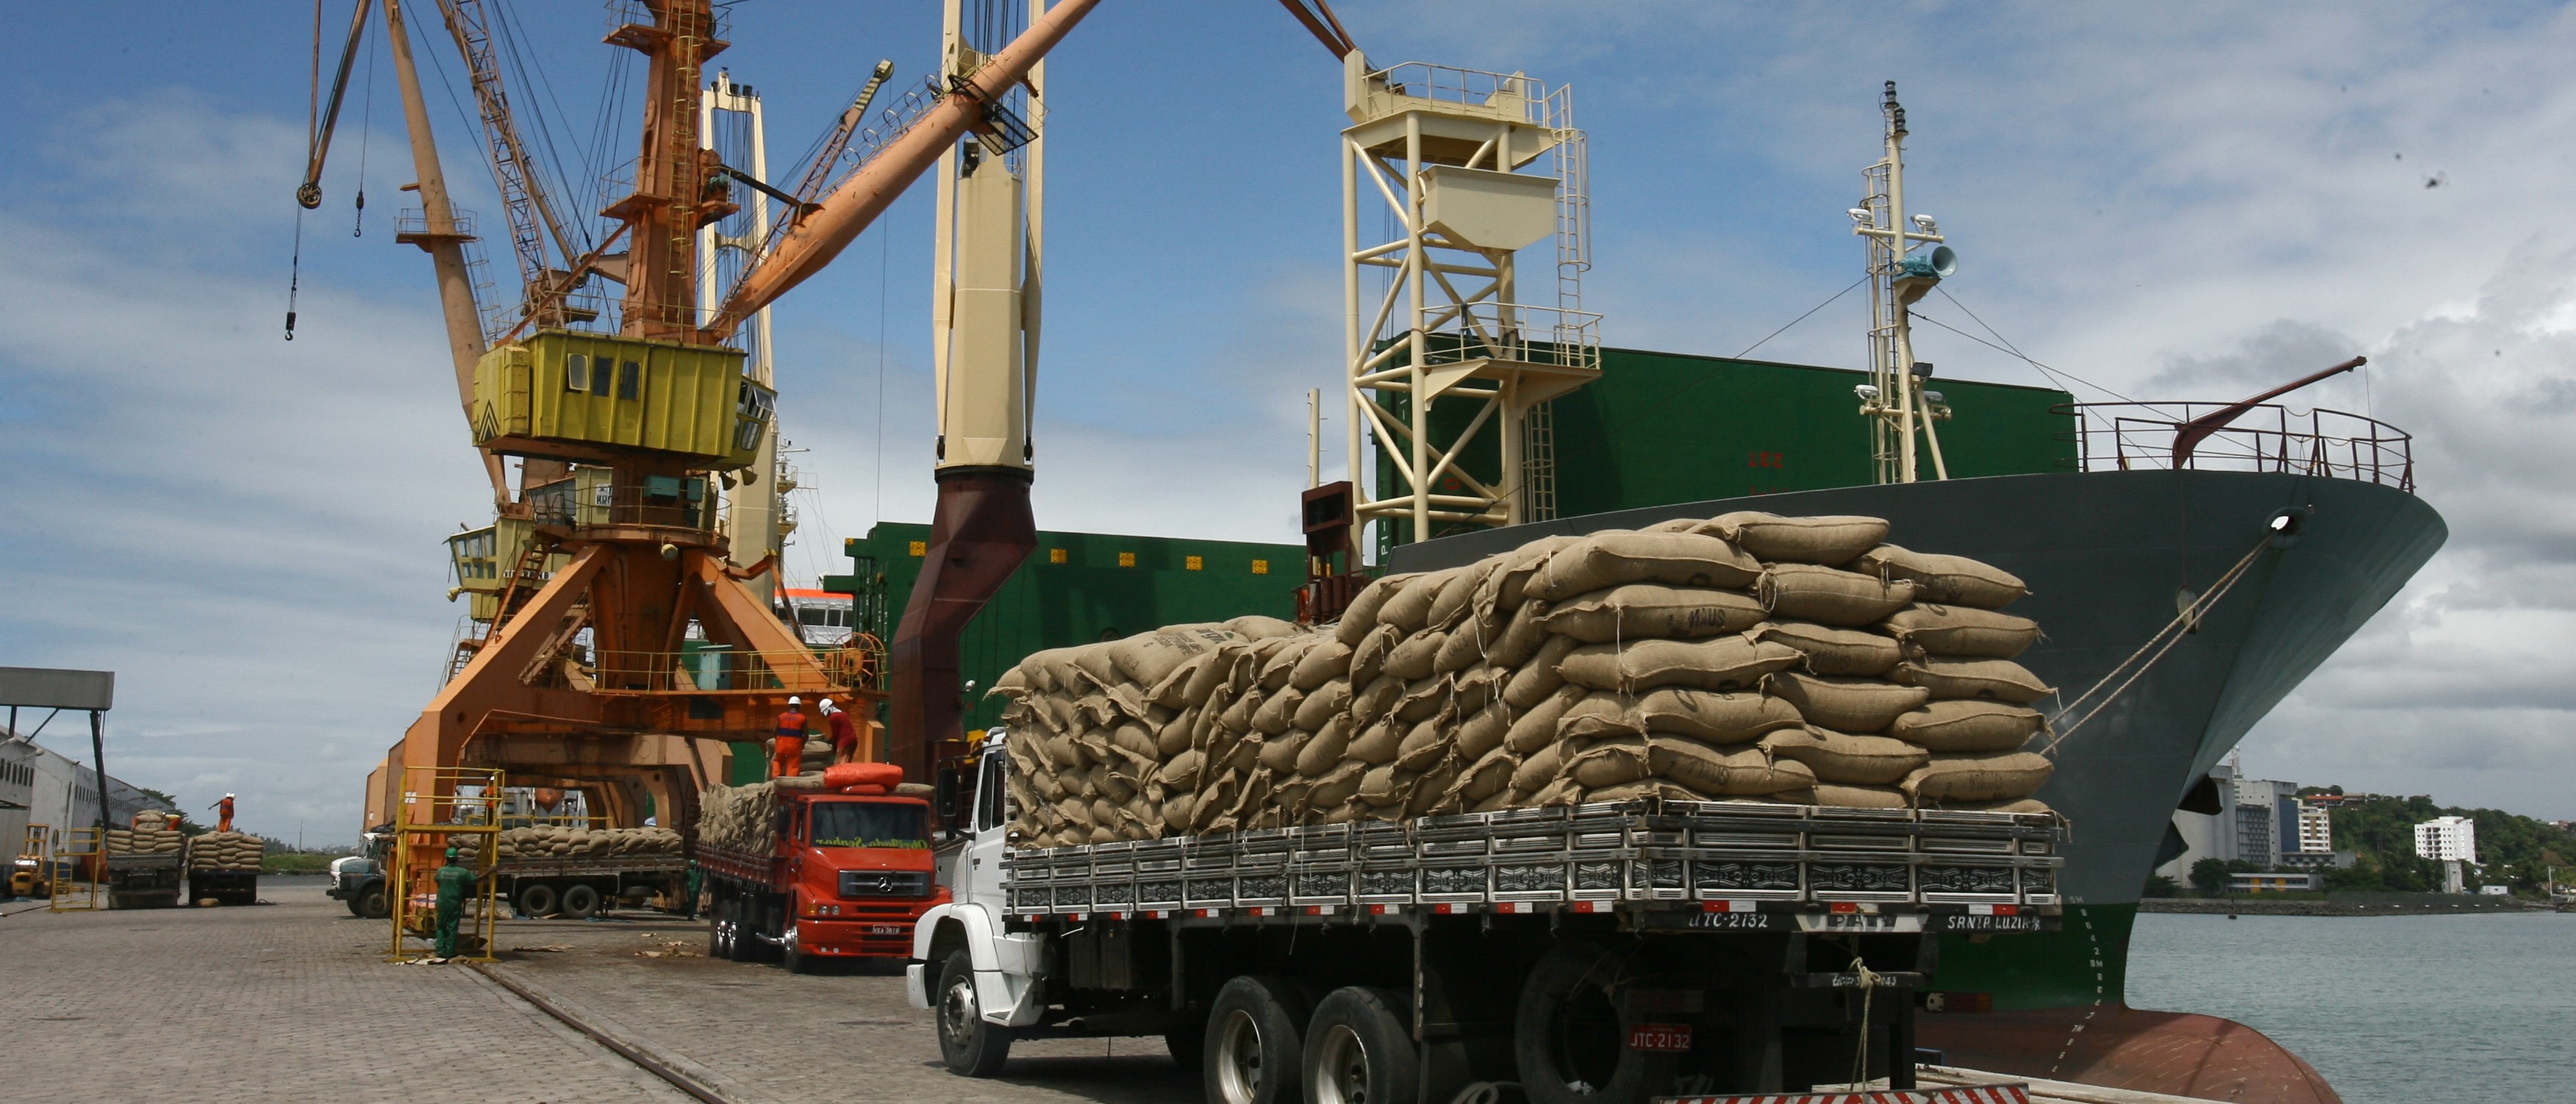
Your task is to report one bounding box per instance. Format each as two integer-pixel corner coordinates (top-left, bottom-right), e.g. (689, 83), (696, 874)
(906, 735), (1046, 1074)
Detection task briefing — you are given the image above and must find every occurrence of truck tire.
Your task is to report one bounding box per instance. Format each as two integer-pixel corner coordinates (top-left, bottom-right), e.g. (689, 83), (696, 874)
(517, 881), (559, 918)
(726, 898), (759, 963)
(707, 898), (729, 958)
(357, 881), (390, 920)
(1205, 975), (1309, 1104)
(781, 920), (813, 974)
(936, 949), (1012, 1076)
(1514, 940), (1678, 1104)
(560, 883), (602, 920)
(345, 894), (365, 917)
(1303, 986), (1417, 1104)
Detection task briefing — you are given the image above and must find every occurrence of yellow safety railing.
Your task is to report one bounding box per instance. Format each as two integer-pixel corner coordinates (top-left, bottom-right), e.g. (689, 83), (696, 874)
(387, 767), (505, 963)
(49, 826), (102, 912)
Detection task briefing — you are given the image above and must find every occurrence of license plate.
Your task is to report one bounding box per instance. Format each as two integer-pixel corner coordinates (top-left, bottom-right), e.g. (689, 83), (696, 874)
(1795, 911), (1925, 933)
(869, 924), (905, 935)
(1627, 1024), (1692, 1053)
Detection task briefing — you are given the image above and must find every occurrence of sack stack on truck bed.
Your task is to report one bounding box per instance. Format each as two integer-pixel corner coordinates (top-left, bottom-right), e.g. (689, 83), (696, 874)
(185, 831), (265, 872)
(107, 824), (185, 856)
(492, 825), (683, 861)
(990, 512), (2057, 848)
(698, 781), (787, 856)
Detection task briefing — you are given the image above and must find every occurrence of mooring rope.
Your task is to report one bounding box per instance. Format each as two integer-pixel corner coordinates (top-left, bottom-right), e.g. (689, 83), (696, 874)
(2043, 531), (2275, 755)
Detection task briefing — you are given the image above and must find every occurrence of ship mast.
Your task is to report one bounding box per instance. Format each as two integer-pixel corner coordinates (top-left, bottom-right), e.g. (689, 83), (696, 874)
(1854, 81), (1956, 484)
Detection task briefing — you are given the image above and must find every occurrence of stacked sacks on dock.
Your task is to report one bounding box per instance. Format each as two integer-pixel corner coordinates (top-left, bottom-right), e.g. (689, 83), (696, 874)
(491, 825), (683, 861)
(186, 831), (265, 872)
(105, 823), (185, 856)
(987, 514), (2061, 848)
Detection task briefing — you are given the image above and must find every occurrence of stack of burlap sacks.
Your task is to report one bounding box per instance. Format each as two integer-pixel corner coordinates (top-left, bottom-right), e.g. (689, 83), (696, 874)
(696, 782), (784, 855)
(991, 512), (2058, 849)
(106, 822), (184, 856)
(187, 831), (265, 872)
(492, 825), (682, 861)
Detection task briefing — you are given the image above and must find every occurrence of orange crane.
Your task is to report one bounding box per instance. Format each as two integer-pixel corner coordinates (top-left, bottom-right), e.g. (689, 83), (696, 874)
(300, 0), (1105, 899)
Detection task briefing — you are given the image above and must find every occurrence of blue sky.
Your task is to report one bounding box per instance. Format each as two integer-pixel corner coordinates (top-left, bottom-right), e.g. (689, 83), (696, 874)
(5, 1), (2575, 839)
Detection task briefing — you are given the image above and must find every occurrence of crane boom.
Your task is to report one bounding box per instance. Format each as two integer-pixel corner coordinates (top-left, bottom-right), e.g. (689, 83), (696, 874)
(705, 0), (1101, 340)
(298, 0), (379, 209)
(433, 0), (582, 322)
(790, 60), (898, 212)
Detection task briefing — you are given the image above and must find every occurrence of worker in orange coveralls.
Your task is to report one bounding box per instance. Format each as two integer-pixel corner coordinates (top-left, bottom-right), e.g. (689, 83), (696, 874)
(770, 697), (810, 779)
(212, 794), (236, 833)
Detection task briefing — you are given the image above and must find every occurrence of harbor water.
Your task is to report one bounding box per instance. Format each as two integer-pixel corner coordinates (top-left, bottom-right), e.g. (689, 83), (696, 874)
(2125, 911), (2576, 1103)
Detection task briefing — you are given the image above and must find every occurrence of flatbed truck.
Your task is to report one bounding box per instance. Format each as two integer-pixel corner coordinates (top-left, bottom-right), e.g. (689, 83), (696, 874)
(912, 734), (2066, 1104)
(695, 781), (951, 972)
(107, 852), (185, 908)
(330, 831), (687, 920)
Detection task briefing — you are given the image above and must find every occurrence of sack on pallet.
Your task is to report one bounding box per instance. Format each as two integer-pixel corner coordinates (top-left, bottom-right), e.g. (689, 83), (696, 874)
(1530, 531), (1764, 601)
(1704, 512), (1889, 567)
(1812, 784), (1911, 809)
(1756, 727), (1931, 786)
(1881, 605), (2042, 659)
(1753, 621), (1904, 677)
(1762, 672), (1930, 734)
(1538, 584), (1767, 644)
(1557, 637), (1803, 694)
(1885, 700), (2044, 752)
(1894, 658), (2056, 704)
(1759, 564), (1917, 627)
(1647, 736), (1819, 796)
(1902, 751), (2056, 803)
(1850, 545), (2028, 609)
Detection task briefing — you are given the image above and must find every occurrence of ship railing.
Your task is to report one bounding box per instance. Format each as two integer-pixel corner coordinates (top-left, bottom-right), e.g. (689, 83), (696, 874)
(2057, 401), (2415, 492)
(1412, 303), (1603, 373)
(525, 477), (726, 537)
(573, 640), (882, 695)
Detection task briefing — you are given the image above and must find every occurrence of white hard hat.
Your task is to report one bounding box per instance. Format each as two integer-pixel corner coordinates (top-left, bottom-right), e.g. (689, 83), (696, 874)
(819, 698), (836, 711)
(224, 793), (236, 799)
(786, 695), (801, 706)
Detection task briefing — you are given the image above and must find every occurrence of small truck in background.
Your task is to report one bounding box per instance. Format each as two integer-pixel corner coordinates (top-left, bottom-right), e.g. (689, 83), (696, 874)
(695, 764), (950, 973)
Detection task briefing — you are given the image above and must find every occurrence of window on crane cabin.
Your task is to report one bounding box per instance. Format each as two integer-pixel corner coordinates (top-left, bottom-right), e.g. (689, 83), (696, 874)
(618, 361), (640, 400)
(565, 353), (589, 393)
(591, 358), (614, 398)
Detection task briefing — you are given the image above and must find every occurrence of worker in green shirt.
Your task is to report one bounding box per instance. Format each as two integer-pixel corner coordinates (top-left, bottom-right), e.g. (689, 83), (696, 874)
(432, 846), (483, 960)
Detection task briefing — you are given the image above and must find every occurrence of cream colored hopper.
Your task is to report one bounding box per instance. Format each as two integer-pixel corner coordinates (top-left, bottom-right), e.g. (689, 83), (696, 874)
(1420, 165), (1559, 252)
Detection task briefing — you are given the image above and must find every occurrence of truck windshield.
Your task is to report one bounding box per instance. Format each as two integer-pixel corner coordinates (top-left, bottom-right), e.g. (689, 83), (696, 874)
(809, 803), (929, 850)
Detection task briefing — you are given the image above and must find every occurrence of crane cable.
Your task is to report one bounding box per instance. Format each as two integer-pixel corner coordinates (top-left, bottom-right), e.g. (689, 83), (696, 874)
(354, 10), (376, 237)
(287, 0), (323, 341)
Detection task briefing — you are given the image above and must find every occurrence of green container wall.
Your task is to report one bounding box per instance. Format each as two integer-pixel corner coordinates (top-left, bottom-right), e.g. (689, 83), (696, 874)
(1374, 348), (2077, 546)
(829, 523), (1309, 736)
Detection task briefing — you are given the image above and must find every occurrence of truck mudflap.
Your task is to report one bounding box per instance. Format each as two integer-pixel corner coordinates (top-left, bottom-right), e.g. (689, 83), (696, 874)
(1653, 1086), (2029, 1104)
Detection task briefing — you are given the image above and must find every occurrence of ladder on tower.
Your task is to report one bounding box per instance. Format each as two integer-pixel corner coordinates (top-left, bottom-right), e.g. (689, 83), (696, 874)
(1522, 401), (1561, 523)
(449, 537), (557, 680)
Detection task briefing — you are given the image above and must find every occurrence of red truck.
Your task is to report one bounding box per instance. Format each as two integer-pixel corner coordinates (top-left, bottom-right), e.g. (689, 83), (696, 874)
(695, 766), (949, 973)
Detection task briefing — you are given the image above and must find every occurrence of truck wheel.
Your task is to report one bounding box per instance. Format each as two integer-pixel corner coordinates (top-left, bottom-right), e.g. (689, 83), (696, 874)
(936, 949), (1012, 1076)
(357, 881), (390, 920)
(782, 920), (813, 974)
(560, 883), (602, 920)
(1205, 975), (1309, 1104)
(517, 882), (559, 918)
(726, 899), (759, 963)
(1303, 987), (1416, 1104)
(707, 899), (729, 958)
(344, 895), (365, 917)
(1514, 941), (1677, 1104)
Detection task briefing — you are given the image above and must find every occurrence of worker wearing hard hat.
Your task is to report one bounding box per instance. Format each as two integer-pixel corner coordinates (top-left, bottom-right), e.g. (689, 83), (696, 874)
(771, 697), (810, 780)
(211, 794), (237, 834)
(820, 698), (863, 765)
(432, 846), (482, 961)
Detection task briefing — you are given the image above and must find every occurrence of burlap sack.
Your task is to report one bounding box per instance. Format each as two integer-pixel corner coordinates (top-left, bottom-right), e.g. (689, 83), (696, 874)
(1512, 736), (1588, 792)
(1297, 714), (1356, 775)
(1334, 573), (1417, 646)
(1942, 797), (2054, 815)
(1395, 717), (1453, 771)
(1292, 640), (1355, 690)
(1761, 671), (1930, 734)
(1434, 622), (1492, 674)
(1504, 684), (1586, 754)
(1347, 717), (1404, 764)
(1294, 678), (1353, 732)
(1472, 787), (1525, 814)
(1393, 675), (1450, 724)
(1385, 630), (1445, 682)
(1455, 699), (1511, 760)
(1308, 760), (1369, 807)
(1706, 513), (1889, 567)
(1106, 626), (1240, 687)
(1886, 700), (2046, 752)
(1454, 744), (1518, 803)
(1228, 614), (1304, 640)
(1378, 568), (1461, 634)
(1648, 737), (1819, 795)
(1350, 623), (1401, 687)
(1895, 658), (2056, 704)
(1754, 621), (1904, 677)
(1489, 599), (1554, 669)
(1850, 545), (2028, 609)
(1881, 605), (2042, 659)
(1181, 648), (1239, 708)
(1351, 673), (1404, 728)
(1570, 734), (1654, 788)
(1530, 531), (1764, 601)
(1155, 705), (1199, 756)
(1756, 727), (1931, 785)
(1902, 751), (2056, 802)
(1256, 638), (1317, 690)
(1425, 560), (1498, 630)
(1813, 784), (1911, 809)
(1564, 687), (1803, 744)
(1475, 534), (1580, 614)
(1539, 584), (1766, 644)
(1252, 686), (1306, 735)
(1586, 778), (1712, 803)
(1759, 564), (1918, 627)
(1256, 728), (1309, 772)
(1557, 637), (1803, 694)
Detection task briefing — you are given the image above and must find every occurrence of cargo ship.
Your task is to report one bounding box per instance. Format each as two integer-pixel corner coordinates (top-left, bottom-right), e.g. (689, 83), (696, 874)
(820, 343), (2438, 1102)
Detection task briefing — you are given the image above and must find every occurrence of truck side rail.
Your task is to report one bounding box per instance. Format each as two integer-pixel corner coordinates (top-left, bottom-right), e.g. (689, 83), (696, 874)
(1000, 799), (2063, 926)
